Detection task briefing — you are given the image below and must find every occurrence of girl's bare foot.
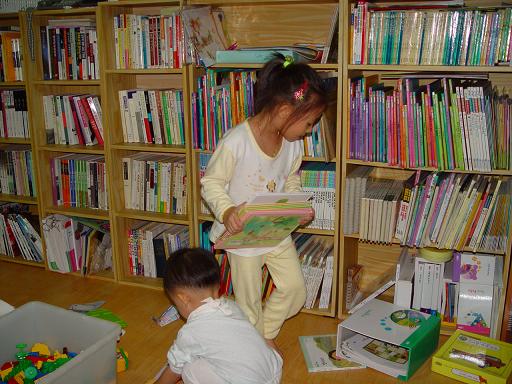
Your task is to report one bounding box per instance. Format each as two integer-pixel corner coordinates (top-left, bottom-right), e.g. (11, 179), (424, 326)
(265, 338), (284, 360)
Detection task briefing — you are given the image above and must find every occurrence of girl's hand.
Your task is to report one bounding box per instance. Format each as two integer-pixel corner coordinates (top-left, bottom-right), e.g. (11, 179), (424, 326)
(223, 204), (245, 234)
(299, 208), (315, 226)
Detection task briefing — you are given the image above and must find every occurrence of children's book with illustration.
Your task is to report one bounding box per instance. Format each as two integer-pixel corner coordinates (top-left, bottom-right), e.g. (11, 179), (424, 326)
(299, 334), (364, 372)
(337, 299), (440, 381)
(214, 192), (313, 249)
(431, 330), (512, 384)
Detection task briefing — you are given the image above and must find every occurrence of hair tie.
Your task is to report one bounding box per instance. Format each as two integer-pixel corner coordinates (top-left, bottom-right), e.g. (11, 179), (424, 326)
(283, 56), (294, 68)
(294, 80), (309, 102)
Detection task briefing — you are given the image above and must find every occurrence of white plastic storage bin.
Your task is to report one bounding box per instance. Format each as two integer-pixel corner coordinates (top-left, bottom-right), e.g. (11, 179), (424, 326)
(0, 301), (120, 383)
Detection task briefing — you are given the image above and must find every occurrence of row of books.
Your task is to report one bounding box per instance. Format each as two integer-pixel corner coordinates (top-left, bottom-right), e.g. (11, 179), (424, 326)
(127, 222), (189, 278)
(42, 214), (111, 274)
(0, 89), (28, 139)
(344, 167), (512, 253)
(349, 76), (512, 171)
(296, 233), (334, 310)
(40, 20), (99, 80)
(396, 172), (511, 253)
(192, 70), (256, 151)
(351, 3), (512, 66)
(0, 203), (41, 262)
(395, 248), (503, 338)
(0, 30), (23, 82)
(113, 13), (185, 70)
(122, 153), (187, 215)
(0, 147), (35, 197)
(300, 163), (336, 231)
(43, 94), (104, 146)
(303, 98), (337, 161)
(118, 89), (185, 145)
(49, 154), (108, 210)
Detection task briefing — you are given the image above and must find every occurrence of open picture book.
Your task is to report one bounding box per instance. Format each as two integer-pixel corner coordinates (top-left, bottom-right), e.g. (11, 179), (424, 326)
(214, 192), (314, 249)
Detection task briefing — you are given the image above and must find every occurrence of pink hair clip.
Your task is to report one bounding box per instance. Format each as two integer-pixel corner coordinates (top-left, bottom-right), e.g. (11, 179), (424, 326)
(293, 80), (308, 102)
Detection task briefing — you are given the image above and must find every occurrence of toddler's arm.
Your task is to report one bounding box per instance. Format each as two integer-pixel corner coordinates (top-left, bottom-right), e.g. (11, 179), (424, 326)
(154, 365), (181, 384)
(200, 144), (237, 224)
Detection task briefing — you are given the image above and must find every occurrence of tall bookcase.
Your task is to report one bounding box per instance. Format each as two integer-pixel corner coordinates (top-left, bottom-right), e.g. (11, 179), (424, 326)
(187, 0), (343, 317)
(338, 0), (512, 340)
(0, 12), (43, 268)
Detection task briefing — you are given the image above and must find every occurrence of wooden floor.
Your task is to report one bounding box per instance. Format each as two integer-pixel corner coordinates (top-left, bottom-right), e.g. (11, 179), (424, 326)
(0, 261), (458, 383)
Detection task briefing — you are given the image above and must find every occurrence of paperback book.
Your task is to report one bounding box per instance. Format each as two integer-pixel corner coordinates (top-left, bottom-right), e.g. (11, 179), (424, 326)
(215, 193), (314, 249)
(299, 334), (364, 372)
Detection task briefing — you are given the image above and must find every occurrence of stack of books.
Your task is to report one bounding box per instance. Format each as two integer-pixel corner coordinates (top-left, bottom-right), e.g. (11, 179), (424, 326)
(118, 89), (185, 145)
(43, 94), (104, 146)
(0, 147), (35, 197)
(40, 19), (99, 80)
(0, 89), (29, 139)
(0, 30), (23, 81)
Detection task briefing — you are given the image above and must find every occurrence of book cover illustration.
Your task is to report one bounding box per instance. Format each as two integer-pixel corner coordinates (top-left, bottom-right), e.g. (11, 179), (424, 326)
(181, 6), (228, 67)
(299, 334), (364, 372)
(215, 193), (313, 249)
(432, 330), (512, 384)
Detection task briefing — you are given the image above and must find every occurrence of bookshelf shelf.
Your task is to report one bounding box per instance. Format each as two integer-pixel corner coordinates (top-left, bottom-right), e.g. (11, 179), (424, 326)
(0, 138), (31, 145)
(0, 194), (38, 205)
(346, 159), (512, 176)
(118, 275), (162, 290)
(347, 64), (512, 73)
(32, 80), (101, 86)
(71, 269), (115, 282)
(116, 210), (191, 225)
(39, 145), (105, 154)
(198, 214), (214, 222)
(105, 69), (184, 75)
(0, 81), (25, 87)
(44, 207), (110, 221)
(296, 227), (334, 236)
(0, 255), (45, 268)
(110, 144), (187, 154)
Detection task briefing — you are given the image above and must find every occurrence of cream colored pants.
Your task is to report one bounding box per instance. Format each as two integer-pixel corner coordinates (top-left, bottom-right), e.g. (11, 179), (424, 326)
(227, 243), (306, 339)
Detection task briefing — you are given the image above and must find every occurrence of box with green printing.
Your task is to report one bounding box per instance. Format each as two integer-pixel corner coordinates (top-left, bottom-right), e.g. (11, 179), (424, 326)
(336, 299), (440, 381)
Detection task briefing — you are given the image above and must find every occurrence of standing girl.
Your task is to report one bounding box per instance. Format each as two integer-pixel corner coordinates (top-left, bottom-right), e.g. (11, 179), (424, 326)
(200, 54), (327, 352)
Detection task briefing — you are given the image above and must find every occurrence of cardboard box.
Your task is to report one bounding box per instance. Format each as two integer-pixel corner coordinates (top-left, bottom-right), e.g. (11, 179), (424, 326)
(0, 301), (120, 383)
(337, 299), (440, 380)
(432, 329), (512, 384)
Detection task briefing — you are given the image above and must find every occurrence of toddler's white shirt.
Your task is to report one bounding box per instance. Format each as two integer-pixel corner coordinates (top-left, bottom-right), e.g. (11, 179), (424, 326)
(167, 297), (282, 384)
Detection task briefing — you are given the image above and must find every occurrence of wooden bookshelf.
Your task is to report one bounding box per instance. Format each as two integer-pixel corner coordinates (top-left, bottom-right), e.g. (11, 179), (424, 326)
(188, 0), (342, 317)
(338, 0), (512, 341)
(97, 0), (195, 287)
(0, 12), (44, 267)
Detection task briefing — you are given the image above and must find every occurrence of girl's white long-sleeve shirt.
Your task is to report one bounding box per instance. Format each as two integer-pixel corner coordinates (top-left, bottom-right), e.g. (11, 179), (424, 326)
(200, 120), (303, 256)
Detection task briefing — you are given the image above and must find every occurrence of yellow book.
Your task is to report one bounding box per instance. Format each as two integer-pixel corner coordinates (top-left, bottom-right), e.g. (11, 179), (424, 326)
(432, 330), (512, 384)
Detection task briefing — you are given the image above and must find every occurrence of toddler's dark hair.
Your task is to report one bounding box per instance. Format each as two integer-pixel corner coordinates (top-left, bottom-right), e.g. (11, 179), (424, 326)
(163, 248), (220, 293)
(255, 53), (328, 126)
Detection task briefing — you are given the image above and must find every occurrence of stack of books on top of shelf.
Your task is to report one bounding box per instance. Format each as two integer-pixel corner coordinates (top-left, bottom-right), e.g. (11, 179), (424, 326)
(122, 153), (187, 215)
(42, 215), (110, 274)
(49, 154), (108, 210)
(351, 3), (512, 66)
(118, 89), (185, 145)
(113, 11), (185, 70)
(0, 29), (23, 82)
(0, 146), (35, 197)
(349, 76), (512, 172)
(127, 222), (189, 278)
(192, 69), (256, 151)
(0, 89), (29, 139)
(43, 94), (104, 146)
(0, 203), (42, 262)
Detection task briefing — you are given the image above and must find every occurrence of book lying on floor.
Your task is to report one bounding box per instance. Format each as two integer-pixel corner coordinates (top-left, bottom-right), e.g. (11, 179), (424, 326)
(215, 192), (314, 249)
(299, 334), (364, 372)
